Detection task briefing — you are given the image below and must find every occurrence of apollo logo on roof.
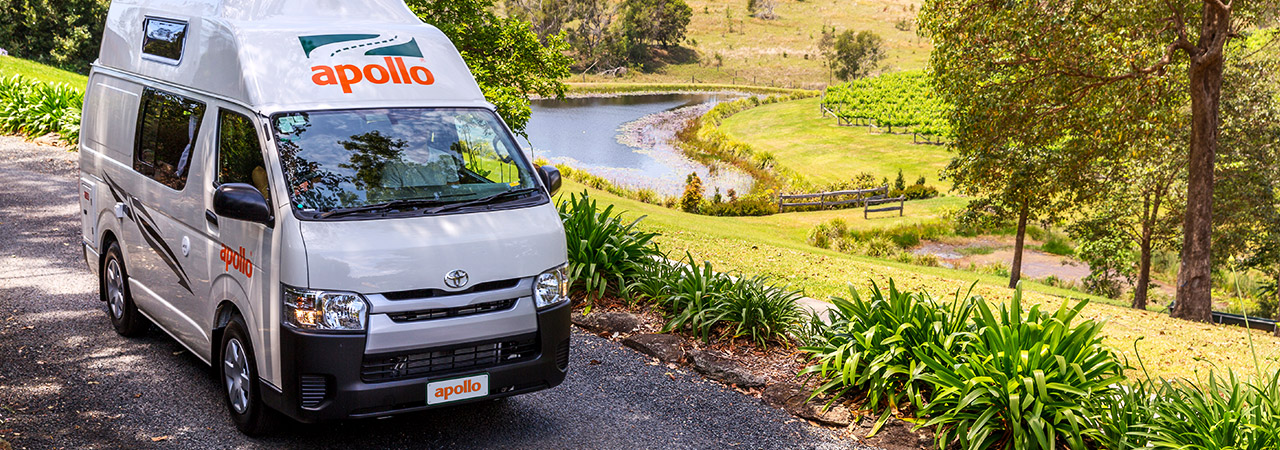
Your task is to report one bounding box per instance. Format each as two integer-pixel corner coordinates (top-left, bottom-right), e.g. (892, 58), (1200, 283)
(299, 34), (436, 94)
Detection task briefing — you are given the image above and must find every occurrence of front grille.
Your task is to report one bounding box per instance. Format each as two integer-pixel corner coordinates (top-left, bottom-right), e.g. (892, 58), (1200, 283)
(299, 375), (328, 408)
(382, 278), (521, 300)
(361, 334), (540, 382)
(387, 299), (517, 323)
(555, 338), (570, 370)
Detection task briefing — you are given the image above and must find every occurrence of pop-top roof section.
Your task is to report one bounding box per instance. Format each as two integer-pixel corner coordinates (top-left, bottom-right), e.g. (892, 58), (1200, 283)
(97, 0), (487, 112)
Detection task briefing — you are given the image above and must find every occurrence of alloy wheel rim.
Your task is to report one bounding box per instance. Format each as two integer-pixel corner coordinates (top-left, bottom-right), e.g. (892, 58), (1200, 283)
(223, 338), (251, 414)
(106, 259), (125, 319)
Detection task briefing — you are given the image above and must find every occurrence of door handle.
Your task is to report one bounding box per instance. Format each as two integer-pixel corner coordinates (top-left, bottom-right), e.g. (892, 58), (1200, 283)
(205, 210), (219, 227)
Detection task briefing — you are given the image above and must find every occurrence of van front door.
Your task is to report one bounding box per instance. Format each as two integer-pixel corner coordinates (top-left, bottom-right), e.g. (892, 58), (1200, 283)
(207, 107), (275, 369)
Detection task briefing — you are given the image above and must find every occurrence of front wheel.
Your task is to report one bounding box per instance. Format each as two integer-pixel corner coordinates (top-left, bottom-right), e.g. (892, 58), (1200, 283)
(221, 315), (274, 436)
(101, 241), (146, 337)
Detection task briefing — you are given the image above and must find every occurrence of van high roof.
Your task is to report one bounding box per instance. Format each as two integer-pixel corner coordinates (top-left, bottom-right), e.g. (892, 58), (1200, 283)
(99, 0), (487, 114)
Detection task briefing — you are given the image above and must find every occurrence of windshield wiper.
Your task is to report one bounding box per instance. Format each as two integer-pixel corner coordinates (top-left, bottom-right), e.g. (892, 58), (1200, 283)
(422, 188), (541, 215)
(318, 198), (448, 219)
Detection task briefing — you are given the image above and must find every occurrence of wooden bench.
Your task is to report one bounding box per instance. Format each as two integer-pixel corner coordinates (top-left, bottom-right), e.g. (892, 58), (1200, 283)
(864, 195), (905, 219)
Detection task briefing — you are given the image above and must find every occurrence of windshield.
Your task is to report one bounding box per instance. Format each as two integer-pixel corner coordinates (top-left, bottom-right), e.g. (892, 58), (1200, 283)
(272, 108), (539, 215)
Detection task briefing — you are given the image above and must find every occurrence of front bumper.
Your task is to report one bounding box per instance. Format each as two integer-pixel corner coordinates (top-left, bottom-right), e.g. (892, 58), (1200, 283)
(261, 300), (571, 423)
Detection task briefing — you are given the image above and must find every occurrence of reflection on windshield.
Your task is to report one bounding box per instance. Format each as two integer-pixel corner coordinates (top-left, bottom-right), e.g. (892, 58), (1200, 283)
(273, 108), (536, 214)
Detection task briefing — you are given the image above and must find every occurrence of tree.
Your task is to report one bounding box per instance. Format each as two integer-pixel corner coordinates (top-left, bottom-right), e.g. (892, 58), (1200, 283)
(618, 0), (693, 64)
(831, 30), (885, 81)
(944, 146), (1078, 288)
(566, 0), (620, 71)
(919, 0), (1279, 322)
(1070, 76), (1187, 309)
(1211, 38), (1280, 324)
(504, 0), (575, 42)
(747, 0), (778, 20)
(0, 0), (109, 72)
(407, 0), (572, 134)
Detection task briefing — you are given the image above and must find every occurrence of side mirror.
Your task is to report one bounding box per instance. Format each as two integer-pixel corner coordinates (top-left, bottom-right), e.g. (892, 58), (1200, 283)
(538, 165), (562, 197)
(214, 183), (273, 225)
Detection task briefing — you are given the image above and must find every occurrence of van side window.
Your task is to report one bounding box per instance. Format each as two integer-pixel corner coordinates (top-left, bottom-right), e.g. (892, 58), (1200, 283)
(217, 110), (270, 202)
(142, 18), (187, 63)
(134, 88), (206, 191)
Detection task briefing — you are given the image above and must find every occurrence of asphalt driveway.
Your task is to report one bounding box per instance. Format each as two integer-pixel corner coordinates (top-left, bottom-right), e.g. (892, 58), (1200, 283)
(0, 136), (862, 449)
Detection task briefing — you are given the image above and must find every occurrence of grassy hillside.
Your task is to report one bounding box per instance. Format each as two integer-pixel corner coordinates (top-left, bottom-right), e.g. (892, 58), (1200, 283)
(720, 96), (952, 187)
(579, 0), (931, 88)
(0, 56), (88, 87)
(558, 177), (1280, 382)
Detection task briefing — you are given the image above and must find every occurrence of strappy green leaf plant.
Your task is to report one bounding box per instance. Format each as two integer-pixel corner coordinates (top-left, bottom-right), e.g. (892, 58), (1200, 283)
(798, 280), (977, 435)
(913, 286), (1125, 450)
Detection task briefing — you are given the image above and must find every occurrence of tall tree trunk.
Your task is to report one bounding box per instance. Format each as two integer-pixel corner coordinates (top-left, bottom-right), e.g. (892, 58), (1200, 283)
(1273, 272), (1280, 337)
(1135, 230), (1153, 310)
(1135, 186), (1166, 310)
(1174, 6), (1228, 323)
(1010, 200), (1029, 289)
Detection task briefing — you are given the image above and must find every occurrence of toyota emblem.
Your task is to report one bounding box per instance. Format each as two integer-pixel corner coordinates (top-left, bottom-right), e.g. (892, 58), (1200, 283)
(444, 270), (469, 289)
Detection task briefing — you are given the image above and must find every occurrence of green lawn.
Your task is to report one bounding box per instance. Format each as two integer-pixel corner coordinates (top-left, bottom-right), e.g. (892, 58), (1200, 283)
(719, 96), (954, 188)
(0, 56), (88, 87)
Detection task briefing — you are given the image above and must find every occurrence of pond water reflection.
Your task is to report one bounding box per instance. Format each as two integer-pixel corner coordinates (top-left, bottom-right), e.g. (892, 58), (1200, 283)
(522, 93), (752, 197)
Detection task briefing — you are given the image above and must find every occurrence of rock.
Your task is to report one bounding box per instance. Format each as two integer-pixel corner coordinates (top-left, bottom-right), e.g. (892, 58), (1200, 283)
(33, 133), (65, 147)
(571, 311), (640, 334)
(622, 333), (686, 363)
(688, 350), (767, 388)
(761, 382), (853, 427)
(791, 402), (853, 427)
(761, 382), (808, 409)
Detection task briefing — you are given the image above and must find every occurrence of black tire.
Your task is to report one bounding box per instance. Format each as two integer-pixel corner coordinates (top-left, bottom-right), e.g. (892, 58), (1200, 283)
(220, 315), (274, 436)
(101, 241), (146, 337)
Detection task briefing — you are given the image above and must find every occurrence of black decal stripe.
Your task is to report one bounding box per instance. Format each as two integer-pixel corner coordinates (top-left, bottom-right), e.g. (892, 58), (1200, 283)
(106, 175), (194, 295)
(131, 202), (194, 294)
(102, 173), (125, 205)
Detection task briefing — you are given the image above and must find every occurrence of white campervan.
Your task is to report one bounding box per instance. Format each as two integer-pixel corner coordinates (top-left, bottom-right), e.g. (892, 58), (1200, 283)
(78, 0), (570, 434)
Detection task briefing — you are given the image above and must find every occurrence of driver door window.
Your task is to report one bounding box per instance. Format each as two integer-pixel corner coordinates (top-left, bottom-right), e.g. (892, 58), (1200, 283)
(217, 110), (270, 203)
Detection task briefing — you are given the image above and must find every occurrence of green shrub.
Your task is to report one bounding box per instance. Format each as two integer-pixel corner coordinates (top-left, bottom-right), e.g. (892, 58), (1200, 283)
(680, 172), (704, 212)
(0, 75), (83, 143)
(913, 253), (941, 267)
(891, 184), (940, 200)
(716, 274), (806, 347)
(1144, 371), (1280, 450)
(799, 281), (977, 434)
(864, 235), (900, 258)
(699, 193), (779, 216)
(1040, 236), (1075, 256)
(629, 255), (803, 348)
(913, 288), (1124, 450)
(558, 191), (661, 306)
(1084, 378), (1161, 450)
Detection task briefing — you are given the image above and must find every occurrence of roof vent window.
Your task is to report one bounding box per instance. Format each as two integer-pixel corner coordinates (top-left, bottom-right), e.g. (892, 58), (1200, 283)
(142, 17), (187, 64)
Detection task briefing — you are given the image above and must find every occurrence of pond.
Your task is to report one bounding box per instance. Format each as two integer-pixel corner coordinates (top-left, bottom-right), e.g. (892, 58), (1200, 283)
(522, 93), (754, 197)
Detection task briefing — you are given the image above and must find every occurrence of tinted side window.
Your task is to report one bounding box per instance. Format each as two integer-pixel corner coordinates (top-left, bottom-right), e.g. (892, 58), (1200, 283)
(218, 110), (270, 202)
(134, 88), (205, 190)
(142, 18), (187, 62)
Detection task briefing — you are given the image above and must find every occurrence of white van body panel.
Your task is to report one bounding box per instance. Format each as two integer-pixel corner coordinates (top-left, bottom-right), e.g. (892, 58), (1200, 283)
(298, 203), (566, 293)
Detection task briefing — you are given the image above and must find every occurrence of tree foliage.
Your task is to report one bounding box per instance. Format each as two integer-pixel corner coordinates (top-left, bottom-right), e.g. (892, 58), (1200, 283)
(0, 0), (109, 72)
(408, 0), (572, 134)
(831, 30), (885, 81)
(1214, 38), (1280, 319)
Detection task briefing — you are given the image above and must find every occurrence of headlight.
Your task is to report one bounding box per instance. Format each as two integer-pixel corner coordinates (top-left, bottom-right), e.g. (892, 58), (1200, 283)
(283, 286), (369, 331)
(534, 264), (569, 310)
